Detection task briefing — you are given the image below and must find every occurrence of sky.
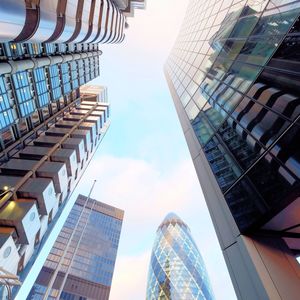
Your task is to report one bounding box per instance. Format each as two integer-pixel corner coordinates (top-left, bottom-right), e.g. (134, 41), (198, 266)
(72, 0), (237, 299)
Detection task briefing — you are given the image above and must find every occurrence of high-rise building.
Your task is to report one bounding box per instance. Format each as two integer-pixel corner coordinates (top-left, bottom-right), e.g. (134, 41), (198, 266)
(146, 213), (215, 300)
(0, 1), (145, 298)
(0, 85), (110, 299)
(28, 193), (124, 300)
(165, 0), (300, 299)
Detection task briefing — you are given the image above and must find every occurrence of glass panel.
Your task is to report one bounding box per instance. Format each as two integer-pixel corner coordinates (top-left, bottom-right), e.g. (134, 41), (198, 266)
(12, 71), (36, 118)
(33, 67), (50, 107)
(191, 113), (214, 146)
(227, 61), (262, 93)
(217, 120), (262, 170)
(251, 3), (300, 37)
(61, 63), (71, 94)
(224, 177), (267, 231)
(269, 123), (300, 180)
(48, 65), (62, 101)
(185, 100), (200, 121)
(247, 152), (299, 209)
(237, 35), (283, 66)
(204, 136), (242, 192)
(0, 76), (17, 130)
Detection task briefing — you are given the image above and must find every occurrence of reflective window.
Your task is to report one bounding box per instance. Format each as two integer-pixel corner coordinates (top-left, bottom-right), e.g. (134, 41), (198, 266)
(78, 60), (85, 86)
(12, 71), (36, 117)
(61, 63), (71, 94)
(33, 68), (50, 107)
(4, 42), (25, 58)
(43, 43), (56, 55)
(0, 76), (17, 130)
(48, 65), (62, 101)
(147, 214), (215, 300)
(191, 113), (214, 146)
(204, 136), (242, 191)
(70, 61), (79, 90)
(84, 58), (91, 83)
(26, 43), (42, 56)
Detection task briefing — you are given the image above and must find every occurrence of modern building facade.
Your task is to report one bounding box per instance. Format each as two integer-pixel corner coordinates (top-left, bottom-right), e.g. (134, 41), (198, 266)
(0, 84), (110, 299)
(146, 213), (215, 300)
(0, 0), (145, 297)
(28, 193), (124, 300)
(165, 1), (300, 299)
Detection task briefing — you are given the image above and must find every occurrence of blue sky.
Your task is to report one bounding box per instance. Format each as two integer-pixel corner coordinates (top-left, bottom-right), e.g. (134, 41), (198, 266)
(74, 0), (237, 299)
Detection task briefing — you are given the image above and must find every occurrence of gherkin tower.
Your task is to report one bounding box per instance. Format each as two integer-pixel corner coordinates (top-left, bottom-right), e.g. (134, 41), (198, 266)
(146, 213), (215, 300)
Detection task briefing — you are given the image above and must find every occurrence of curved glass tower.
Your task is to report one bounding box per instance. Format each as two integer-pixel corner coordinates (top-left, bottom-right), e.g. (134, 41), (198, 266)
(146, 213), (215, 300)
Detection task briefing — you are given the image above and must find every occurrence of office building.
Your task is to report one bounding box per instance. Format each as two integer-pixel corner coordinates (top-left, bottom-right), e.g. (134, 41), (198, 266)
(146, 213), (215, 300)
(0, 0), (145, 297)
(28, 194), (124, 300)
(165, 0), (300, 299)
(0, 84), (110, 299)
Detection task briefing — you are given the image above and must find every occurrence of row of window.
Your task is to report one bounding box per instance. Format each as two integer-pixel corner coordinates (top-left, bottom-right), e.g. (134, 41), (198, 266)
(0, 42), (99, 59)
(166, 0), (300, 232)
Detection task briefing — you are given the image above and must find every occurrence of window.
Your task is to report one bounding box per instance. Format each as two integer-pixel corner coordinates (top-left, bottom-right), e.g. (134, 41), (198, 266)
(61, 63), (71, 94)
(12, 71), (36, 117)
(84, 58), (91, 83)
(33, 67), (50, 107)
(48, 65), (62, 101)
(0, 76), (17, 130)
(70, 61), (79, 90)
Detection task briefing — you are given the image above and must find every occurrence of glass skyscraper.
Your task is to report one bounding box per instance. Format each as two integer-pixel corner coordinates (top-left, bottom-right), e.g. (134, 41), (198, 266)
(28, 194), (124, 300)
(146, 213), (215, 300)
(165, 0), (300, 299)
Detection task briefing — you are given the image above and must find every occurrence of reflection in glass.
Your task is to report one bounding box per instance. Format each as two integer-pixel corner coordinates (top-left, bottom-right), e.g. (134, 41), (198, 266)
(147, 213), (215, 300)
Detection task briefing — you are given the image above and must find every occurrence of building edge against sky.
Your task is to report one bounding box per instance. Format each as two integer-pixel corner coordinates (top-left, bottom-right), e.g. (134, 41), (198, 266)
(146, 212), (215, 300)
(165, 0), (300, 299)
(0, 85), (111, 299)
(28, 193), (124, 300)
(0, 1), (145, 298)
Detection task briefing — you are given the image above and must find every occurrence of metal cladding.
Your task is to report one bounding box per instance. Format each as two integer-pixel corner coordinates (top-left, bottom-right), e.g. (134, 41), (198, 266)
(0, 85), (110, 299)
(0, 0), (126, 44)
(165, 0), (300, 298)
(147, 213), (215, 300)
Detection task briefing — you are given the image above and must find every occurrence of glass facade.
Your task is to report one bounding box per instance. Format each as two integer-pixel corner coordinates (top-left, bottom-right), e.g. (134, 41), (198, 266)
(28, 194), (124, 300)
(0, 42), (101, 144)
(165, 0), (300, 233)
(146, 213), (214, 300)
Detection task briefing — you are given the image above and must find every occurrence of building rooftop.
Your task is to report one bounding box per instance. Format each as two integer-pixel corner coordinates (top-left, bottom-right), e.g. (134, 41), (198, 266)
(159, 212), (188, 229)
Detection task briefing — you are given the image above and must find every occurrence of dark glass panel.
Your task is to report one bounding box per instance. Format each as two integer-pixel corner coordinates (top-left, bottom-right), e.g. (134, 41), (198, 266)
(269, 124), (300, 180)
(247, 152), (300, 213)
(204, 136), (242, 192)
(217, 120), (262, 170)
(224, 177), (267, 231)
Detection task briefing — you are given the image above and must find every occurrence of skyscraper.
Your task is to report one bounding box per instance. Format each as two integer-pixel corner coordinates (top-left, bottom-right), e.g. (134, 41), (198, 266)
(0, 1), (145, 298)
(146, 213), (215, 300)
(0, 85), (110, 299)
(28, 193), (124, 300)
(165, 0), (300, 299)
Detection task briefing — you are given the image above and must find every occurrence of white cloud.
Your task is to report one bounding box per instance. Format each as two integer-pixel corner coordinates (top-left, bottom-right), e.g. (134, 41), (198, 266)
(109, 251), (151, 300)
(76, 154), (237, 299)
